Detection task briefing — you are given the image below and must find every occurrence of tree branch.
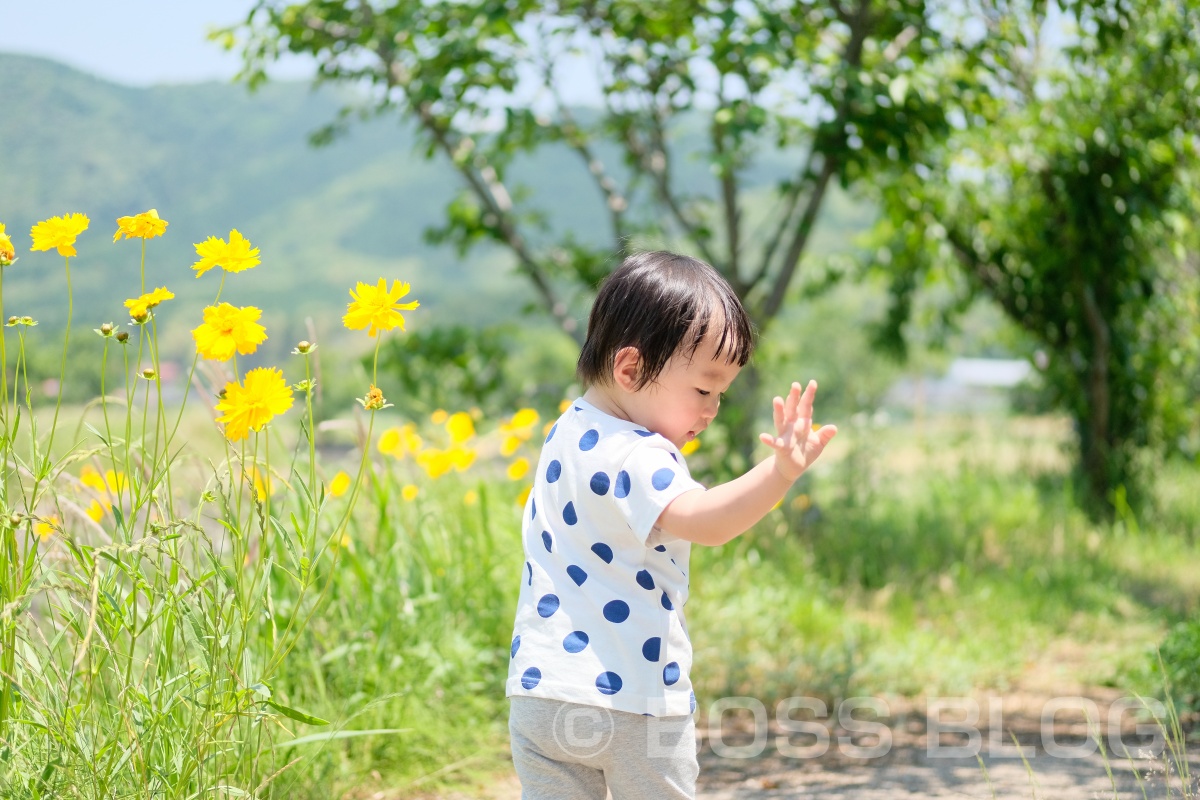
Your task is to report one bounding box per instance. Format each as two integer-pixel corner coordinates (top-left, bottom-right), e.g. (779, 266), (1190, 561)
(382, 58), (583, 343)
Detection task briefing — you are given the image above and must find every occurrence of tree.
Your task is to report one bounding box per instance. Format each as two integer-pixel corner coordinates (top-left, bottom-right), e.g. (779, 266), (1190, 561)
(867, 0), (1200, 512)
(219, 0), (962, 465)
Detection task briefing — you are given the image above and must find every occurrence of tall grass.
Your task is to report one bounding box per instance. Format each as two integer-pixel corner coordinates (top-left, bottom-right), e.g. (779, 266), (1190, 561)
(0, 222), (387, 798)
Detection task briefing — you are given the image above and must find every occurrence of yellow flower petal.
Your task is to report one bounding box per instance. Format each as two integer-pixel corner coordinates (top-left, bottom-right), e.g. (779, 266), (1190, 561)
(192, 303), (266, 361)
(192, 229), (261, 277)
(516, 486), (532, 507)
(329, 470), (351, 498)
(215, 367), (294, 442)
(507, 457), (530, 481)
(85, 500), (105, 522)
(378, 427), (402, 456)
(681, 438), (700, 456)
(113, 209), (168, 242)
(401, 484), (419, 502)
(124, 287), (175, 320)
(30, 213), (89, 257)
(446, 412), (475, 444)
(500, 434), (523, 457)
(342, 278), (420, 337)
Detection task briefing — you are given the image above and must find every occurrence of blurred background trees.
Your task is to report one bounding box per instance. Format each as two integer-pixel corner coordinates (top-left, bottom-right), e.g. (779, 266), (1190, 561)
(221, 0), (1199, 513)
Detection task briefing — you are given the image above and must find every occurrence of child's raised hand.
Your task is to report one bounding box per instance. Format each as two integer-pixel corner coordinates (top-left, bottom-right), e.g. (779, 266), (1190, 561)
(759, 380), (838, 482)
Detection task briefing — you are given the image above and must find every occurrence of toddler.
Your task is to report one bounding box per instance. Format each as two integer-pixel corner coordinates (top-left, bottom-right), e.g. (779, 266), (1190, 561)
(506, 251), (838, 799)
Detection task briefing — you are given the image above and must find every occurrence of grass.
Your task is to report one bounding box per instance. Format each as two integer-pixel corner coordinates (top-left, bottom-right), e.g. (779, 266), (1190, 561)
(219, 411), (1199, 798)
(4, 387), (1197, 799)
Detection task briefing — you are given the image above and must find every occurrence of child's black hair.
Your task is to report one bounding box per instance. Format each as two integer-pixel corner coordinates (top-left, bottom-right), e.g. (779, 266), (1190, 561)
(576, 251), (755, 389)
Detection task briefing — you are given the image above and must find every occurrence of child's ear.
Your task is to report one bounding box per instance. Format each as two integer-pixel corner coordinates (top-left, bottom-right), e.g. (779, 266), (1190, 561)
(611, 346), (642, 393)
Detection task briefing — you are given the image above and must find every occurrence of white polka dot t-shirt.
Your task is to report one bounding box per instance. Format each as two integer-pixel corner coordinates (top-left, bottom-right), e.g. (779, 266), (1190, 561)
(506, 398), (704, 717)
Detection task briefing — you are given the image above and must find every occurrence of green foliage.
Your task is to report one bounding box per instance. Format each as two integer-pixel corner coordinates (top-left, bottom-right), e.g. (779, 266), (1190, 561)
(1156, 618), (1200, 713)
(865, 0), (1200, 513)
(371, 322), (577, 419)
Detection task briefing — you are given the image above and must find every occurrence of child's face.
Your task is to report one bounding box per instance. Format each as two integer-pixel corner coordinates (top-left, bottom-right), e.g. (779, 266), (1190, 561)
(623, 330), (743, 450)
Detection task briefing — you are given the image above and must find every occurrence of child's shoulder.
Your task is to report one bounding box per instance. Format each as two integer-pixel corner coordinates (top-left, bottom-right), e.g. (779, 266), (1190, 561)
(551, 398), (679, 458)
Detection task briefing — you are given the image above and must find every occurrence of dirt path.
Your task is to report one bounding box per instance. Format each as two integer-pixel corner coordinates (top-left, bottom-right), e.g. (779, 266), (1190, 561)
(424, 686), (1195, 800)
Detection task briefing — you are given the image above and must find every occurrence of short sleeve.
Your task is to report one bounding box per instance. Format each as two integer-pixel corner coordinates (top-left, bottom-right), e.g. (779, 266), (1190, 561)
(615, 441), (704, 543)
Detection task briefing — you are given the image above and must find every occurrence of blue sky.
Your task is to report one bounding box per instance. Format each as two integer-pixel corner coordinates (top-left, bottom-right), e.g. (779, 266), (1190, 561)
(0, 0), (312, 85)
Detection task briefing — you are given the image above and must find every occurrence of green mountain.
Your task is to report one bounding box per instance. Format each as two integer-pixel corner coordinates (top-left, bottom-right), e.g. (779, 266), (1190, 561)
(1, 53), (536, 354)
(1, 53), (869, 361)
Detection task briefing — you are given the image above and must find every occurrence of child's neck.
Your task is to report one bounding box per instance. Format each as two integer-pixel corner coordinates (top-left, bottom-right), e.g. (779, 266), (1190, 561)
(582, 385), (634, 425)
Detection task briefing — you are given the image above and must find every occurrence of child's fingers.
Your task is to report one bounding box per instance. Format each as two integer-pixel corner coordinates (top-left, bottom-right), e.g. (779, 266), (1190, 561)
(759, 431), (781, 448)
(772, 395), (785, 433)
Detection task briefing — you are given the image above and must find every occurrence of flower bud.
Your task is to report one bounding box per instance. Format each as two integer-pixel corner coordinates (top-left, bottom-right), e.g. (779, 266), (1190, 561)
(293, 340), (316, 355)
(142, 367), (157, 380)
(116, 331), (130, 343)
(100, 323), (113, 334)
(5, 316), (16, 326)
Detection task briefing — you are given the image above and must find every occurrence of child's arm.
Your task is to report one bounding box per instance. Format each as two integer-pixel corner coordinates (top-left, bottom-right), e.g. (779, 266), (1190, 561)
(656, 380), (838, 547)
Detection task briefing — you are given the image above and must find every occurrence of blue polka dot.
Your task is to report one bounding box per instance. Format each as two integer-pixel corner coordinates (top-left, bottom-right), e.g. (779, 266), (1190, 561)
(642, 637), (661, 662)
(537, 594), (560, 617)
(563, 502), (578, 525)
(591, 543), (614, 563)
(671, 453), (679, 463)
(546, 460), (562, 483)
(633, 429), (653, 437)
(511, 636), (521, 658)
(651, 468), (675, 491)
(532, 498), (537, 519)
(654, 544), (667, 552)
(596, 671), (623, 695)
(521, 667), (542, 690)
(615, 471), (631, 498)
(567, 565), (588, 585)
(579, 429), (599, 451)
(574, 405), (582, 411)
(563, 631), (590, 653)
(541, 531), (553, 552)
(545, 424), (557, 443)
(690, 691), (697, 713)
(636, 570), (655, 590)
(603, 600), (630, 623)
(526, 562), (532, 585)
(663, 662), (681, 686)
(661, 591), (674, 610)
(590, 472), (610, 495)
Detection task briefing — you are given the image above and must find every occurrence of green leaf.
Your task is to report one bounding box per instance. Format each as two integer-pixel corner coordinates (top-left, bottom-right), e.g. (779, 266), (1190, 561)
(266, 700), (329, 726)
(272, 728), (411, 748)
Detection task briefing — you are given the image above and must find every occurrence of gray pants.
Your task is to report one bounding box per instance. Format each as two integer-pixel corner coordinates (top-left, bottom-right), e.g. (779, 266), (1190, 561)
(509, 696), (699, 799)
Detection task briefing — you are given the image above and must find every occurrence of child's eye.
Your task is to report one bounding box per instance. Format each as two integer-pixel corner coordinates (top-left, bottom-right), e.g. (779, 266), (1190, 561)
(697, 389), (711, 396)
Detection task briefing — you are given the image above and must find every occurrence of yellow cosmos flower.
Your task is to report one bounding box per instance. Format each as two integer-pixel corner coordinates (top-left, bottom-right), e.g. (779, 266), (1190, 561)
(113, 209), (168, 242)
(416, 448), (454, 479)
(401, 484), (419, 502)
(30, 213), (89, 257)
(35, 515), (60, 540)
(378, 427), (402, 456)
(0, 223), (15, 264)
(342, 278), (419, 337)
(501, 434), (523, 457)
(378, 424), (423, 458)
(681, 438), (700, 456)
(507, 457), (530, 481)
(558, 399), (571, 413)
(125, 286), (175, 320)
(250, 467), (275, 501)
(329, 471), (351, 498)
(192, 229), (261, 277)
(192, 303), (267, 361)
(86, 500), (106, 523)
(215, 366), (294, 442)
(446, 412), (475, 444)
(516, 486), (532, 507)
(430, 409), (448, 425)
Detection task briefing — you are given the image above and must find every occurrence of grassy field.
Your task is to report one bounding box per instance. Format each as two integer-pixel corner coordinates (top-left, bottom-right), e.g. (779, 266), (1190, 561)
(243, 411), (1200, 798)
